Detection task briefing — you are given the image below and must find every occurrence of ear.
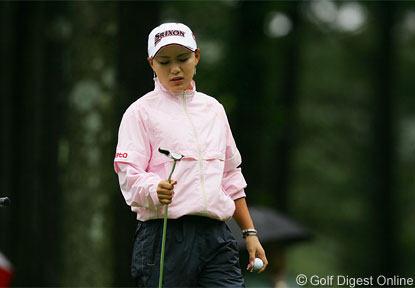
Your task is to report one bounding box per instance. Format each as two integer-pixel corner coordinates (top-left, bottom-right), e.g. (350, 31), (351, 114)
(147, 57), (154, 70)
(194, 49), (200, 66)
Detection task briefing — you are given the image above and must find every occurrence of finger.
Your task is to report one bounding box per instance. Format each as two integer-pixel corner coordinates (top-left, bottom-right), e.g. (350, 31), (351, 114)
(158, 186), (175, 193)
(258, 256), (268, 273)
(168, 180), (178, 185)
(158, 193), (174, 200)
(164, 181), (177, 190)
(158, 193), (174, 204)
(158, 189), (174, 196)
(158, 189), (173, 197)
(159, 182), (174, 190)
(159, 198), (172, 205)
(247, 251), (256, 272)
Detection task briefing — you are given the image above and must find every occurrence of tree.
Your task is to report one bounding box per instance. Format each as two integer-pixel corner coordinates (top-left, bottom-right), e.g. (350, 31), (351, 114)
(0, 2), (65, 285)
(368, 1), (399, 276)
(59, 2), (117, 285)
(113, 2), (161, 285)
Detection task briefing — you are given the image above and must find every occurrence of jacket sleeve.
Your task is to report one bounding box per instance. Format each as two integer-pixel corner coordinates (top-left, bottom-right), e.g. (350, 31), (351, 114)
(114, 104), (162, 209)
(219, 104), (247, 200)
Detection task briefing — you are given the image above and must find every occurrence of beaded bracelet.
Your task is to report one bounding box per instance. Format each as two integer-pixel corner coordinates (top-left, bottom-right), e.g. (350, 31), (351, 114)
(242, 228), (258, 238)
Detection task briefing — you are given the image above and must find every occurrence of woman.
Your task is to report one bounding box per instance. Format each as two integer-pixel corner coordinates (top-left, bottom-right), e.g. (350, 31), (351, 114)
(114, 23), (268, 287)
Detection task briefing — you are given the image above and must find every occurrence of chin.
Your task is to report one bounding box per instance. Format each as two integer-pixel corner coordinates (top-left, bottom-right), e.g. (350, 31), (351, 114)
(170, 84), (188, 93)
(170, 87), (183, 93)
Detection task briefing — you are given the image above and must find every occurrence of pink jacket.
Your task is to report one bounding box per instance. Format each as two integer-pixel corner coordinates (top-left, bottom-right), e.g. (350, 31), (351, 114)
(114, 79), (247, 221)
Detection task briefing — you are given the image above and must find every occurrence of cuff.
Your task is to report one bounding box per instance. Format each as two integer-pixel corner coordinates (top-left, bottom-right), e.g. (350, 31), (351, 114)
(230, 189), (246, 201)
(149, 183), (162, 207)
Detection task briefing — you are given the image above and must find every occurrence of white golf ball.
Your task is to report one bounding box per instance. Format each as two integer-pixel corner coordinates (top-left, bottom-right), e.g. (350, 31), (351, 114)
(253, 258), (264, 270)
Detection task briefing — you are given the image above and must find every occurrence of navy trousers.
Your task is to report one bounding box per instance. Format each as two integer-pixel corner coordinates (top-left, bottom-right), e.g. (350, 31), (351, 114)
(131, 215), (245, 288)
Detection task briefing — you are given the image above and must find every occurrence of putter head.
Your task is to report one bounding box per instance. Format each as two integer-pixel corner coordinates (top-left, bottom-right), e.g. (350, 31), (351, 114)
(158, 147), (184, 161)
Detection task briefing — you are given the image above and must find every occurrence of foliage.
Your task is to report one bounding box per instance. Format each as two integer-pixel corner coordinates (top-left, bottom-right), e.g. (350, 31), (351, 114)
(0, 1), (413, 286)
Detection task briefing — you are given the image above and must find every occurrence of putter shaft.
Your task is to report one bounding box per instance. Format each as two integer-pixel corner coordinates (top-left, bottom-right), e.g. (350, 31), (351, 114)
(159, 159), (177, 288)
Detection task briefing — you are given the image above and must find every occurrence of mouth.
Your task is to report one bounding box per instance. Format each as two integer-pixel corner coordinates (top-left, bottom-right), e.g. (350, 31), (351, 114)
(170, 76), (184, 84)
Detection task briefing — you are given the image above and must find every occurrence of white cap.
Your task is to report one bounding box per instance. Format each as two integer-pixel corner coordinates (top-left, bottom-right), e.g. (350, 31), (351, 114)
(148, 23), (197, 59)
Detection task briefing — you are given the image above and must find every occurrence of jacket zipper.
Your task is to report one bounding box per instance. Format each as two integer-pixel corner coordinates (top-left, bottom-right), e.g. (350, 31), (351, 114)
(182, 91), (208, 214)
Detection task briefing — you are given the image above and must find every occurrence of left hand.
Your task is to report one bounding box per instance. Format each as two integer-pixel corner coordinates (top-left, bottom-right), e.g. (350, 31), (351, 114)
(245, 235), (268, 273)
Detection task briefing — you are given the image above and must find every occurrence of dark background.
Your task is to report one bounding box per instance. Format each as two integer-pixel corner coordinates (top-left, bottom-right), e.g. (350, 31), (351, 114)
(0, 1), (414, 287)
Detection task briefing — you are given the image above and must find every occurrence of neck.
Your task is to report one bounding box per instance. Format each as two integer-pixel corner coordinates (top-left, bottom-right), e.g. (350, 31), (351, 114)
(154, 78), (196, 96)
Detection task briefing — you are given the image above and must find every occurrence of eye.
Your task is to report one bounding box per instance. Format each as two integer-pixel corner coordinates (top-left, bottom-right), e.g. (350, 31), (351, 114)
(159, 61), (169, 65)
(179, 58), (189, 62)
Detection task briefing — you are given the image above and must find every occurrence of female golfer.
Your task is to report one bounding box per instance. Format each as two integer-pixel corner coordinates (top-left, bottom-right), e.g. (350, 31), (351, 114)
(114, 23), (268, 287)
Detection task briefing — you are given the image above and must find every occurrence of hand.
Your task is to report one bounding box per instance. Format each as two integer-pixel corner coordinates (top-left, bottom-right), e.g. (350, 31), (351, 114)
(157, 179), (177, 205)
(245, 236), (268, 273)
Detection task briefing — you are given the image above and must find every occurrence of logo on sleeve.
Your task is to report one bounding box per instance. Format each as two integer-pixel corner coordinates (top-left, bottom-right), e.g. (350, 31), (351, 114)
(115, 152), (128, 159)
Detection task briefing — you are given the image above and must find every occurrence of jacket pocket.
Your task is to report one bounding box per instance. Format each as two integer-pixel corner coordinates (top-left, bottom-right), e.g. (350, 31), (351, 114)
(203, 151), (225, 161)
(133, 221), (142, 241)
(132, 220), (162, 278)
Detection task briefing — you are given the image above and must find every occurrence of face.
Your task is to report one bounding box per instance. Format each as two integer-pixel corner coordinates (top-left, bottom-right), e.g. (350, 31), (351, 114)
(148, 45), (200, 93)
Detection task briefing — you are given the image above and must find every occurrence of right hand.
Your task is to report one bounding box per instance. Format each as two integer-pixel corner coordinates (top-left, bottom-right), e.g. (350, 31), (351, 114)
(157, 179), (177, 205)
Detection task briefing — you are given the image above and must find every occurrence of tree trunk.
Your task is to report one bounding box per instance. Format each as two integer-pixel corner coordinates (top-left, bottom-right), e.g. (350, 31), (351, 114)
(227, 2), (267, 204)
(369, 1), (398, 276)
(8, 2), (46, 285)
(60, 2), (117, 286)
(0, 2), (65, 285)
(272, 2), (302, 212)
(113, 2), (161, 285)
(0, 0), (14, 257)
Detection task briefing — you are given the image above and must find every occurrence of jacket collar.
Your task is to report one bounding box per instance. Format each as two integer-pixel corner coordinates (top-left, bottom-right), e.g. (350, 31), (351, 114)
(154, 78), (196, 102)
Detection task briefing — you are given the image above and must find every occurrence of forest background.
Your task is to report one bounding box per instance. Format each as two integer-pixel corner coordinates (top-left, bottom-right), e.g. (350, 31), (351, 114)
(0, 1), (414, 287)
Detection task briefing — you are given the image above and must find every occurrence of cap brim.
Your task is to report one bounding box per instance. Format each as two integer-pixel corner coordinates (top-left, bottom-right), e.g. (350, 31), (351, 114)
(151, 43), (196, 59)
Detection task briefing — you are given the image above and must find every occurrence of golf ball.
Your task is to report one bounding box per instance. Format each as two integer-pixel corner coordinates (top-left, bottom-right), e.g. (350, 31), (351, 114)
(253, 258), (264, 270)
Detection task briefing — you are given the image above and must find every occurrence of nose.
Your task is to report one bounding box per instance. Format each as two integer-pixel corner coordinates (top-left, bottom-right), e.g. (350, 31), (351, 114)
(171, 62), (180, 75)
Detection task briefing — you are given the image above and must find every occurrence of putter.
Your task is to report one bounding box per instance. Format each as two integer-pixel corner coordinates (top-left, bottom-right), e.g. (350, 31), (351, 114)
(158, 147), (184, 288)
